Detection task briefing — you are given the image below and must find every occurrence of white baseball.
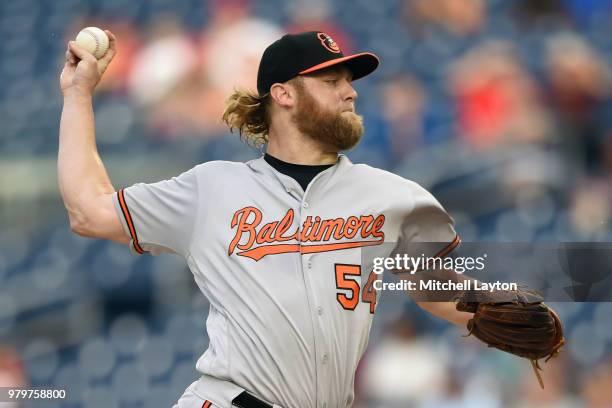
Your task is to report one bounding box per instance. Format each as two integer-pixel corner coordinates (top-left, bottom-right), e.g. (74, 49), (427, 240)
(75, 27), (109, 59)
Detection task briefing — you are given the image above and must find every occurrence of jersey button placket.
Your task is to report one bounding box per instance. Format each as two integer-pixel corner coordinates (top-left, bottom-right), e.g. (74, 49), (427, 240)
(301, 201), (325, 407)
(298, 200), (323, 405)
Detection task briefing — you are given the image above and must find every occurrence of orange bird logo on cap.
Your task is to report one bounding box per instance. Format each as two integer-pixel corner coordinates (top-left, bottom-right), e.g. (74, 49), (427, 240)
(317, 32), (341, 53)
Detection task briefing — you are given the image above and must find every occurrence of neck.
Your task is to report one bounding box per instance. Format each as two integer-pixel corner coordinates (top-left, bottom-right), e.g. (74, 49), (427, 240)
(267, 122), (338, 165)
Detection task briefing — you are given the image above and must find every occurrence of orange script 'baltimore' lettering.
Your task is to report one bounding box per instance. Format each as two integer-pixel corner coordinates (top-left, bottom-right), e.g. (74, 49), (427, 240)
(228, 207), (386, 260)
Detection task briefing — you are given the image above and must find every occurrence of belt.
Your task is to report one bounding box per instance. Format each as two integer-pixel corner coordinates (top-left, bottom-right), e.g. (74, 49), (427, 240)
(231, 391), (273, 408)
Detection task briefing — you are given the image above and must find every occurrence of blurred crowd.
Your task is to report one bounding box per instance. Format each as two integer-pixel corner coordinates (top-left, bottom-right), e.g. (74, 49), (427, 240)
(1, 0), (612, 406)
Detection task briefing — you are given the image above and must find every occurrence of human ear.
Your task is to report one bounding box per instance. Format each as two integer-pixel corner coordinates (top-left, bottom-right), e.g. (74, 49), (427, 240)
(269, 83), (295, 108)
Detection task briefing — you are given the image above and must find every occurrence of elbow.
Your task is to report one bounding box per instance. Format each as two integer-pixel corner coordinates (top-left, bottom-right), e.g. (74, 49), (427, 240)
(68, 213), (94, 237)
(64, 194), (128, 244)
(70, 221), (89, 237)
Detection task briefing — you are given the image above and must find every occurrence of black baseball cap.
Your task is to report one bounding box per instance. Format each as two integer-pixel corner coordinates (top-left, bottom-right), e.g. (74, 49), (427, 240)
(256, 31), (379, 96)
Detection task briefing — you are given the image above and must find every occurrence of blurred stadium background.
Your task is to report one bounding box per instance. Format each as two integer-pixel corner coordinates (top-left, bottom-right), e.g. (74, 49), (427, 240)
(1, 0), (612, 406)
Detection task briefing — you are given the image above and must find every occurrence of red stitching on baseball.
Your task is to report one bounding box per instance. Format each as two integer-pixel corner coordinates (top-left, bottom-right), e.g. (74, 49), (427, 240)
(82, 28), (100, 57)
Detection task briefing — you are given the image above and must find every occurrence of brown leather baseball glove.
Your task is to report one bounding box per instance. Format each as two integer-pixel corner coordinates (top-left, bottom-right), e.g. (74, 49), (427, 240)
(455, 288), (565, 388)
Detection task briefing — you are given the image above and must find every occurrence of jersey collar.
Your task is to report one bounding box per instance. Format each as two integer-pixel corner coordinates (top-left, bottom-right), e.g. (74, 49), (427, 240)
(247, 154), (352, 199)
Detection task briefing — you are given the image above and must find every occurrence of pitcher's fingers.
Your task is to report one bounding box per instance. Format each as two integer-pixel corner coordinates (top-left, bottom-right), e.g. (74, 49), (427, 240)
(65, 49), (78, 65)
(104, 30), (117, 44)
(68, 41), (97, 63)
(100, 30), (117, 62)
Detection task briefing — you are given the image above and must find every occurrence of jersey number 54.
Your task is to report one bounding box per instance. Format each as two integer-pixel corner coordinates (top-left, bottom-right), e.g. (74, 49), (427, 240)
(334, 264), (378, 314)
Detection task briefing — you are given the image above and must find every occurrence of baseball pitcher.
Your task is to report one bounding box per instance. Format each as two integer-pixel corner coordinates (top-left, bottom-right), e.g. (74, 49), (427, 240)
(59, 30), (562, 407)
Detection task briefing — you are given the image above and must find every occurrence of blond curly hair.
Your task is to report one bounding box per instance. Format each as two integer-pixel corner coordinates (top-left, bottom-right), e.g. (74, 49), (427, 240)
(222, 89), (271, 148)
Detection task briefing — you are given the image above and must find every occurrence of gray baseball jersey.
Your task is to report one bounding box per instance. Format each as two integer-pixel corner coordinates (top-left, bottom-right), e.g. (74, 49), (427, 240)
(113, 154), (458, 408)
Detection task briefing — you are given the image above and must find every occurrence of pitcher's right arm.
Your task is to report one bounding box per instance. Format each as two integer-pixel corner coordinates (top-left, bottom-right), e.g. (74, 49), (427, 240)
(58, 30), (128, 244)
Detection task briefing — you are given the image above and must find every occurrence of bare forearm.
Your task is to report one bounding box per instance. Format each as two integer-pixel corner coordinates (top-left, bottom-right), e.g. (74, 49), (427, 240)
(416, 301), (472, 326)
(399, 268), (474, 326)
(58, 90), (115, 223)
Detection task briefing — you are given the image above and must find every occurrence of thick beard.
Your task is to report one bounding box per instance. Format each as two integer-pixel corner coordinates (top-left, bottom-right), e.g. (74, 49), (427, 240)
(292, 84), (364, 151)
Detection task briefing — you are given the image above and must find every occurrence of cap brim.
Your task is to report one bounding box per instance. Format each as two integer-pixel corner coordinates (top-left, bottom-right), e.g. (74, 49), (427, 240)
(299, 52), (379, 81)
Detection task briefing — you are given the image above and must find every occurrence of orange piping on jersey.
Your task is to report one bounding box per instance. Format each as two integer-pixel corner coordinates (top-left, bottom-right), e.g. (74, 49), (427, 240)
(117, 189), (146, 254)
(202, 401), (212, 408)
(237, 239), (384, 261)
(434, 234), (461, 259)
(416, 234), (461, 272)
